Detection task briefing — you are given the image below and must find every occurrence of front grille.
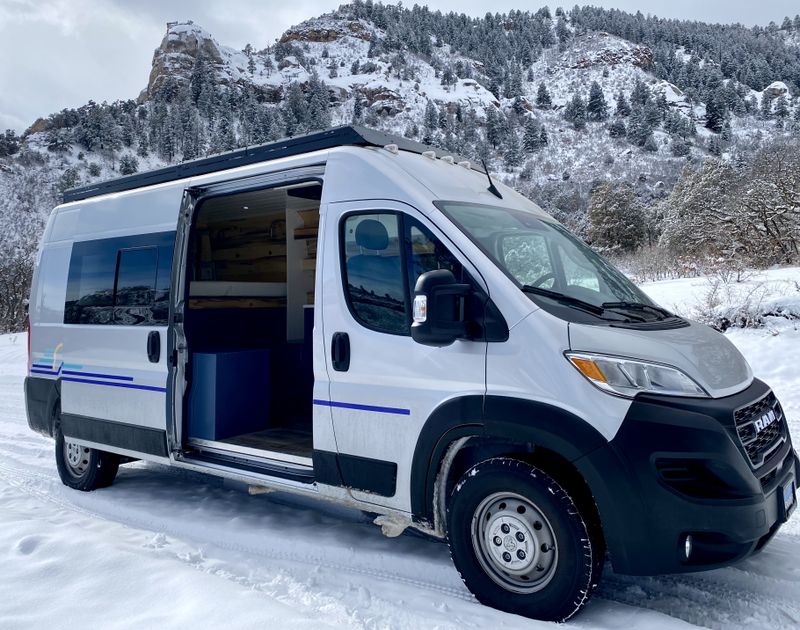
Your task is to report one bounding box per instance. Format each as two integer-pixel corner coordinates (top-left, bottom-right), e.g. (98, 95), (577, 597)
(734, 392), (786, 468)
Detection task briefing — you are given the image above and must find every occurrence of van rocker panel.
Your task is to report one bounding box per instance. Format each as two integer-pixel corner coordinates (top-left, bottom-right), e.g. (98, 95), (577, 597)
(313, 450), (398, 498)
(61, 413), (169, 458)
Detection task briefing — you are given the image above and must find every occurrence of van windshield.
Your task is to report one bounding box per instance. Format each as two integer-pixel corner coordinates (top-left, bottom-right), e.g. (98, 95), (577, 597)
(436, 201), (668, 322)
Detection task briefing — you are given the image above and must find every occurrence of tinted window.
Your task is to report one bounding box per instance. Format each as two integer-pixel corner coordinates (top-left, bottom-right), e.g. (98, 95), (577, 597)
(65, 232), (174, 326)
(341, 213), (466, 335)
(64, 240), (117, 325)
(406, 217), (463, 292)
(342, 213), (407, 334)
(114, 248), (157, 325)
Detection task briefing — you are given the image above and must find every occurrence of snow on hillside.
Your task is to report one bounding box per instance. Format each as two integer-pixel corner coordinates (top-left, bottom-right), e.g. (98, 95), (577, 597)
(2, 268), (800, 629)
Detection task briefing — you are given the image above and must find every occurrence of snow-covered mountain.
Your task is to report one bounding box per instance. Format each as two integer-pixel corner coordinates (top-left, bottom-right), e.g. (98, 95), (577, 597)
(1, 3), (799, 331)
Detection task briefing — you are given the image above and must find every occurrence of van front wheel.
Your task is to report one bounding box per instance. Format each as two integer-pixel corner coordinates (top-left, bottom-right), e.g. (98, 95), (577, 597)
(55, 426), (120, 491)
(447, 458), (601, 622)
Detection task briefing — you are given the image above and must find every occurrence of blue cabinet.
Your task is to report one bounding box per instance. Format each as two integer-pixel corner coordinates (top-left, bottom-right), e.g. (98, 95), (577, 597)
(188, 349), (270, 441)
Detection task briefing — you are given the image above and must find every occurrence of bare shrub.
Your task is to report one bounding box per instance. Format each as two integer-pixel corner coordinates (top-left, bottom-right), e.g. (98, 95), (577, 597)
(0, 250), (33, 333)
(688, 275), (771, 331)
(614, 245), (700, 283)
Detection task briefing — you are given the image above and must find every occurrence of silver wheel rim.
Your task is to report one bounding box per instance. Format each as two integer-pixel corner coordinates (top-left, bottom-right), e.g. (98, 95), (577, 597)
(471, 491), (559, 594)
(63, 439), (91, 477)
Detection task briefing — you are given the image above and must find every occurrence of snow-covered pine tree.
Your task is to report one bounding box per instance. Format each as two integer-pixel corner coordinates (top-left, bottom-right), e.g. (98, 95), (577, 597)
(538, 126), (549, 146)
(615, 92), (631, 117)
(535, 82), (552, 109)
(504, 132), (523, 168)
(423, 100), (438, 135)
(118, 154), (139, 175)
(485, 107), (505, 148)
(564, 93), (587, 130)
(643, 134), (659, 152)
(705, 92), (727, 133)
(307, 72), (331, 131)
(760, 92), (774, 119)
(282, 82), (308, 137)
(671, 137), (691, 157)
(523, 118), (542, 152)
(586, 182), (645, 253)
(587, 81), (609, 121)
(555, 16), (571, 46)
(630, 79), (650, 107)
(774, 96), (789, 127)
(607, 119), (626, 138)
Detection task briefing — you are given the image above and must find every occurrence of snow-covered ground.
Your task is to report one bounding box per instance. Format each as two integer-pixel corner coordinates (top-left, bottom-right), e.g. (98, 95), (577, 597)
(2, 269), (800, 629)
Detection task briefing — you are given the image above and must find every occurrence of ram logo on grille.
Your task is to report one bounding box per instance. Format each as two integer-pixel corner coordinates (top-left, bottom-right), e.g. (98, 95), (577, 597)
(754, 409), (778, 435)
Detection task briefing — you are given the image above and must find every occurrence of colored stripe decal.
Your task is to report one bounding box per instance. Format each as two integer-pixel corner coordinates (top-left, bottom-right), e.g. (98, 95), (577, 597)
(62, 376), (166, 393)
(62, 370), (134, 381)
(313, 399), (410, 415)
(31, 368), (60, 376)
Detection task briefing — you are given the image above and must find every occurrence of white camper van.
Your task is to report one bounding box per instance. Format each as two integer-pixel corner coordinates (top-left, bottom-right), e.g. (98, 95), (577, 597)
(26, 126), (797, 621)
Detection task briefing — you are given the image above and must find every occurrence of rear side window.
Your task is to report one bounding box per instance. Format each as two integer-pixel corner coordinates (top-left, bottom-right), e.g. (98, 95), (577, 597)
(65, 232), (174, 325)
(114, 248), (158, 325)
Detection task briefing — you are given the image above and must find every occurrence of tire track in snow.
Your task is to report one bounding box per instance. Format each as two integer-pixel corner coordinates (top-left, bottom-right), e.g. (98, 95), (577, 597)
(0, 455), (477, 605)
(3, 444), (800, 629)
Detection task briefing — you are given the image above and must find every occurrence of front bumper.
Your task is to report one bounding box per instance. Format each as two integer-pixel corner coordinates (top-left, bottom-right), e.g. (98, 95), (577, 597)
(575, 378), (798, 575)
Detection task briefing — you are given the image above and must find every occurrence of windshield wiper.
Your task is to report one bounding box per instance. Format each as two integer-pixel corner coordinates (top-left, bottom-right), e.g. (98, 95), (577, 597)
(601, 301), (673, 319)
(521, 285), (605, 316)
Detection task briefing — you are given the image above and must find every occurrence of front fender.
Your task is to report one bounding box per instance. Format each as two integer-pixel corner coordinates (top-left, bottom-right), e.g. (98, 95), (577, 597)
(409, 395), (609, 525)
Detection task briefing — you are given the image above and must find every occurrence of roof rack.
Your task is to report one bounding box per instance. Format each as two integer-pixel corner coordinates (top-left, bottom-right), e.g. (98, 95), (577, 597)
(62, 125), (473, 203)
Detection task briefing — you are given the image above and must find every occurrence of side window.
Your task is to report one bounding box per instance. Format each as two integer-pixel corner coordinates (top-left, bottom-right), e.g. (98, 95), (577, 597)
(64, 240), (117, 325)
(341, 213), (407, 334)
(341, 212), (468, 335)
(406, 216), (463, 292)
(153, 242), (173, 324)
(499, 234), (555, 288)
(114, 247), (158, 325)
(64, 232), (174, 326)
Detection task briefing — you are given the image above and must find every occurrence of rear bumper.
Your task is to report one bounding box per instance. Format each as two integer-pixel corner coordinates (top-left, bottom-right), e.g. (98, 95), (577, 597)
(576, 378), (798, 575)
(24, 376), (58, 437)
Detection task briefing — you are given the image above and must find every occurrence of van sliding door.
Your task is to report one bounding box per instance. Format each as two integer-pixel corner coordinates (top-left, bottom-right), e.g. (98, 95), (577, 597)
(60, 230), (175, 459)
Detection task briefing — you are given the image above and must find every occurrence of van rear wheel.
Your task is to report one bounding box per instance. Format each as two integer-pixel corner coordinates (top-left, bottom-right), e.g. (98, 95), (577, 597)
(447, 458), (602, 622)
(55, 425), (120, 491)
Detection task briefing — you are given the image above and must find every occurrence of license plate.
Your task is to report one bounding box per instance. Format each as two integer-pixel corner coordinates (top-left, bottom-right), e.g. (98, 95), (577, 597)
(784, 483), (796, 514)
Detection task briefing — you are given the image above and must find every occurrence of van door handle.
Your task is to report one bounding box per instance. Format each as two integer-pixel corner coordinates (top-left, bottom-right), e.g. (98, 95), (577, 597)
(147, 331), (161, 363)
(331, 332), (350, 372)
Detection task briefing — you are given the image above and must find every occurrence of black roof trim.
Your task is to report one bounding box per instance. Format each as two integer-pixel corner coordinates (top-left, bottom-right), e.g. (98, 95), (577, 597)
(62, 125), (473, 203)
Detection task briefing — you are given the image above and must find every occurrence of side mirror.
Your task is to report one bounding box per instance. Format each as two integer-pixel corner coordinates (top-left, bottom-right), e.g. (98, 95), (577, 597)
(411, 269), (470, 347)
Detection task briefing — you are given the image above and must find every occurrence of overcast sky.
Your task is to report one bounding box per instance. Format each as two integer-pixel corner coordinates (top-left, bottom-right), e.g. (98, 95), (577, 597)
(1, 0), (797, 133)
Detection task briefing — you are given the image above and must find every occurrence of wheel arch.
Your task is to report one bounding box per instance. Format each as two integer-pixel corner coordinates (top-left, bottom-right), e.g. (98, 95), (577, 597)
(410, 395), (610, 537)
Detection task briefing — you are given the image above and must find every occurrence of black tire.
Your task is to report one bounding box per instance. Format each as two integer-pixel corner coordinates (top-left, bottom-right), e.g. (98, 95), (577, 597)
(55, 424), (120, 491)
(447, 457), (602, 622)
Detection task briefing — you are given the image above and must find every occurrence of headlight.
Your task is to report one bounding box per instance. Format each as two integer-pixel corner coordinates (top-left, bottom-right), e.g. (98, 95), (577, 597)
(565, 352), (708, 398)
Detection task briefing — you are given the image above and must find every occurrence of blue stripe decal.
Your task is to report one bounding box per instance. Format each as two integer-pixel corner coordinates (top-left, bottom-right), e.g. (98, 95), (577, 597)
(313, 399), (410, 415)
(31, 368), (60, 376)
(62, 377), (166, 393)
(32, 363), (60, 371)
(62, 370), (134, 381)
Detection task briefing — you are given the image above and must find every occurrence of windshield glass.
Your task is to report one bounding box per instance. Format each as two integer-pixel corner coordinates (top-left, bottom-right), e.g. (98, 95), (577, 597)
(437, 201), (659, 316)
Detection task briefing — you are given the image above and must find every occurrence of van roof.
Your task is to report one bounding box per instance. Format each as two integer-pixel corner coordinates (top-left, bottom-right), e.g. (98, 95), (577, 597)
(62, 125), (475, 204)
